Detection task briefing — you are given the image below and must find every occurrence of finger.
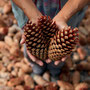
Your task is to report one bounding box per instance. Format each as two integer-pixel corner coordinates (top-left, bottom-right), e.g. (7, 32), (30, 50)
(46, 59), (51, 64)
(36, 60), (43, 66)
(27, 50), (43, 66)
(61, 57), (67, 62)
(27, 50), (36, 62)
(54, 61), (61, 66)
(54, 56), (67, 65)
(20, 34), (26, 44)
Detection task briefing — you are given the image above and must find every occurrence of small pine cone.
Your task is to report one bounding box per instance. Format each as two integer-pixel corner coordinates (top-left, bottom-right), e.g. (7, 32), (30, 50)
(38, 16), (58, 43)
(24, 20), (48, 60)
(48, 27), (79, 61)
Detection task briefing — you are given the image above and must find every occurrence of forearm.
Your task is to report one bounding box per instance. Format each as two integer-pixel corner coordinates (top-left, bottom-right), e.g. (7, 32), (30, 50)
(12, 0), (42, 23)
(56, 0), (90, 22)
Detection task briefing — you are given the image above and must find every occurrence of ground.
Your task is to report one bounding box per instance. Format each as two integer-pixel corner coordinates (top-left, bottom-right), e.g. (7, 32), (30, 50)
(0, 0), (90, 90)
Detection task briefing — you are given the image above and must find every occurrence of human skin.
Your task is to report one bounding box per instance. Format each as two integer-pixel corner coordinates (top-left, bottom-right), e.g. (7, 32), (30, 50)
(12, 0), (90, 66)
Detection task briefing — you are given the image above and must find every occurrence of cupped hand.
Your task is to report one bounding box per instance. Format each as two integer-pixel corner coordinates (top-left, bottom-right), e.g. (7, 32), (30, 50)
(20, 34), (44, 66)
(46, 16), (68, 65)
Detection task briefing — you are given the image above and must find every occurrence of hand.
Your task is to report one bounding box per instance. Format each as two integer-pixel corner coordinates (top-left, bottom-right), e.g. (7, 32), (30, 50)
(46, 16), (68, 65)
(20, 34), (44, 66)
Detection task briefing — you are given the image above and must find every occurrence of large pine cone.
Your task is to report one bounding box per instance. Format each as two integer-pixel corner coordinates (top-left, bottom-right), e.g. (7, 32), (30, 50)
(48, 27), (78, 61)
(23, 16), (78, 61)
(38, 16), (58, 42)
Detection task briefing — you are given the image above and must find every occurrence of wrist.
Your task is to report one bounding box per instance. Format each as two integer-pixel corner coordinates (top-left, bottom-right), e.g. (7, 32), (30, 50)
(21, 0), (42, 24)
(55, 13), (69, 23)
(54, 13), (68, 24)
(30, 13), (42, 24)
(53, 16), (68, 30)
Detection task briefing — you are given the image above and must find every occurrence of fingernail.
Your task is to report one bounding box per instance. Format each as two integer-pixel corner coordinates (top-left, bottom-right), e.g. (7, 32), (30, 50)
(20, 38), (24, 44)
(20, 39), (23, 44)
(55, 62), (58, 65)
(54, 62), (58, 65)
(39, 61), (43, 66)
(54, 61), (61, 66)
(62, 57), (67, 61)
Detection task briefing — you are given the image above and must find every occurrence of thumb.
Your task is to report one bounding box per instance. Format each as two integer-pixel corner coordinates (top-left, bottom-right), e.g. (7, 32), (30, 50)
(20, 34), (26, 44)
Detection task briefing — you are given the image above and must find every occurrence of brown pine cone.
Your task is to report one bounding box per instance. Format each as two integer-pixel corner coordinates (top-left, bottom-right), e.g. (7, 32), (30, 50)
(24, 21), (48, 60)
(48, 27), (79, 61)
(38, 16), (58, 42)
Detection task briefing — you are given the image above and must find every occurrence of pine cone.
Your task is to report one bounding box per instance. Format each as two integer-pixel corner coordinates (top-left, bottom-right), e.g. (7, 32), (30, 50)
(23, 16), (58, 60)
(38, 16), (58, 43)
(48, 27), (79, 61)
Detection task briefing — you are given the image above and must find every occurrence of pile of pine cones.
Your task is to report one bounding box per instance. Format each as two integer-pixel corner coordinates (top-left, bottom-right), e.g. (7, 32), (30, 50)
(0, 0), (90, 90)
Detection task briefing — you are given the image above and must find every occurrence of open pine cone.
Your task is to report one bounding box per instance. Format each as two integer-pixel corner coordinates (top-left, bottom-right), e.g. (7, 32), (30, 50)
(48, 27), (78, 61)
(23, 16), (79, 61)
